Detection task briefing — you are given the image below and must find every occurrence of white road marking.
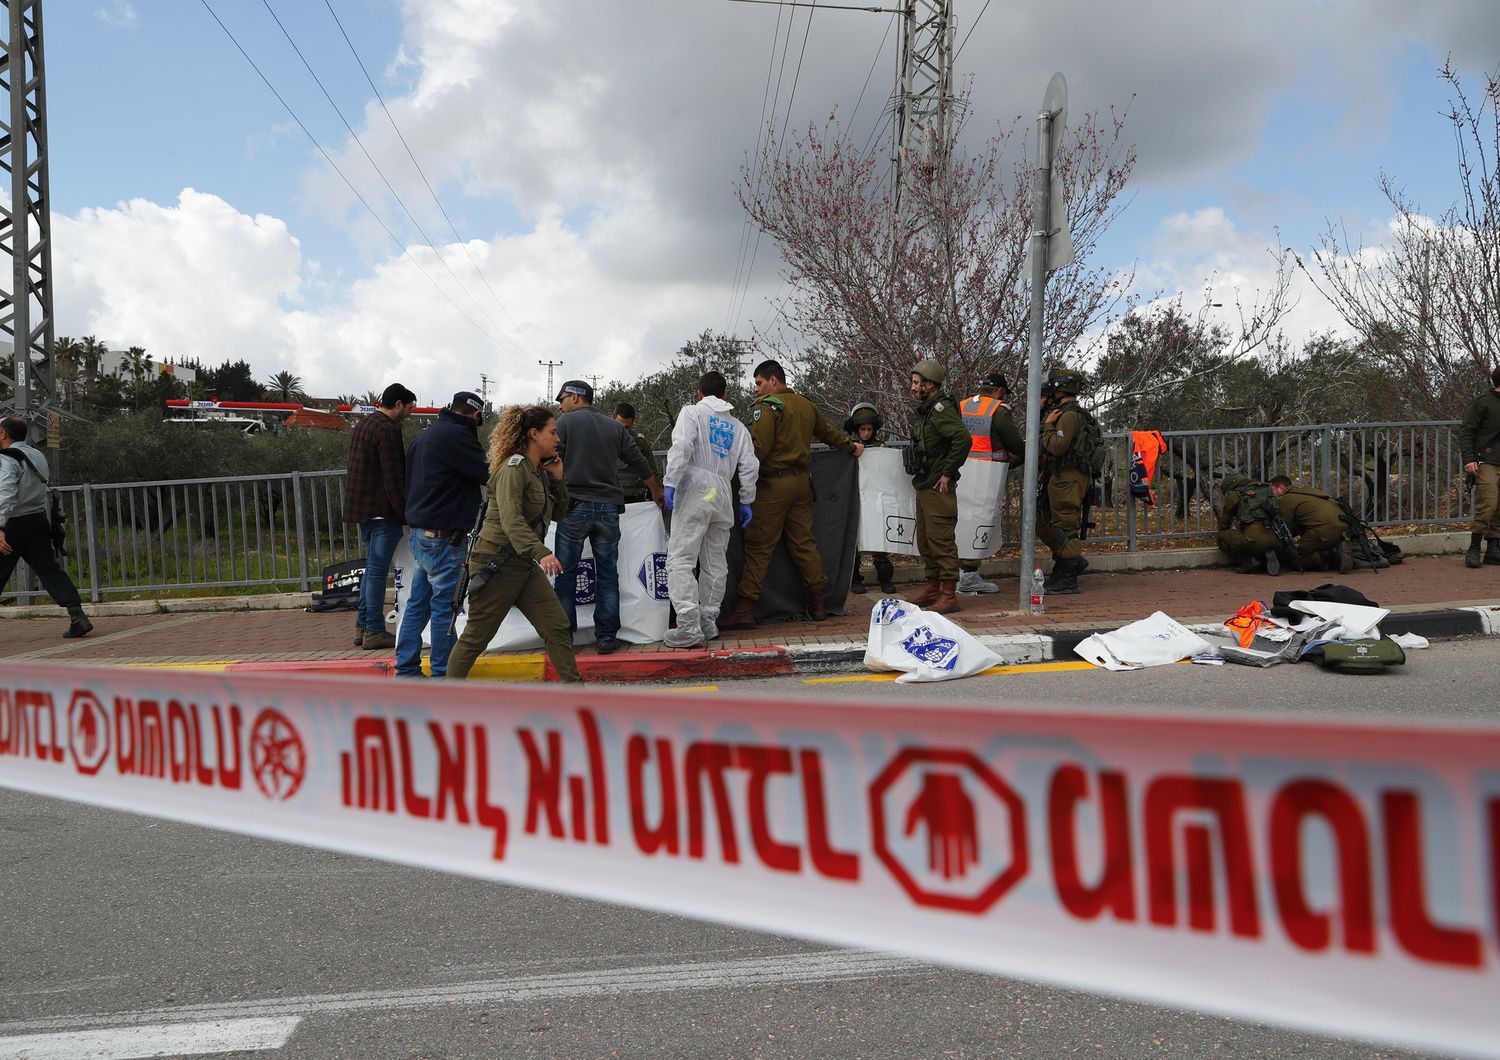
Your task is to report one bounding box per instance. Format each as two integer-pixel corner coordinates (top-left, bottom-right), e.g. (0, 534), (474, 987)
(0, 951), (926, 1038)
(0, 1016), (300, 1059)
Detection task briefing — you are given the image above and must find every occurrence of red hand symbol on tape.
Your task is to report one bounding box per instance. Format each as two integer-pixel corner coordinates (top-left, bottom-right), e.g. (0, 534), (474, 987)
(903, 772), (978, 880)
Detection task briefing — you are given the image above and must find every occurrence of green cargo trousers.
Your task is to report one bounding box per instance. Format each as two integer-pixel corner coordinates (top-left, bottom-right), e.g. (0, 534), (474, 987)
(1293, 524), (1346, 567)
(446, 551), (582, 683)
(915, 488), (959, 580)
(1038, 468), (1089, 562)
(737, 472), (825, 601)
(1217, 522), (1284, 559)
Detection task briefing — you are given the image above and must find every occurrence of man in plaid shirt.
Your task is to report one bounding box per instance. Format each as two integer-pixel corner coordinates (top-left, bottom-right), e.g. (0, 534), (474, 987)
(344, 383), (416, 649)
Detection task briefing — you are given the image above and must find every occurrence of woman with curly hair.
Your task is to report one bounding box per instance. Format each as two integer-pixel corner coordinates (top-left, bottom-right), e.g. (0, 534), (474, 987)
(446, 405), (582, 682)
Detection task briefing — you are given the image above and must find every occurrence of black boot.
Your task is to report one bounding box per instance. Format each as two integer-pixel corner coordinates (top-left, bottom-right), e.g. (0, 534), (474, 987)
(850, 573), (868, 594)
(1045, 559), (1081, 595)
(1233, 556), (1262, 574)
(1485, 539), (1500, 566)
(1465, 534), (1483, 568)
(64, 604), (94, 639)
(874, 559), (897, 594)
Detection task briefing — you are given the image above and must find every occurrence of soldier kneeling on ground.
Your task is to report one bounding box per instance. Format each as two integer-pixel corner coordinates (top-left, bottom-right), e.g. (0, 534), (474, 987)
(844, 402), (897, 595)
(1269, 475), (1353, 574)
(1216, 473), (1287, 576)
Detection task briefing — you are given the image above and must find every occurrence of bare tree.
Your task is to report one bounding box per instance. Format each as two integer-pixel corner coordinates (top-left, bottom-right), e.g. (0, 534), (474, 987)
(1299, 61), (1500, 418)
(739, 97), (1138, 428)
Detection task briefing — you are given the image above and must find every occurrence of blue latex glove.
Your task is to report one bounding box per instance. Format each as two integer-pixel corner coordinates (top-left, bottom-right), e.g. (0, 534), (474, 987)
(739, 503), (753, 528)
(664, 486), (675, 511)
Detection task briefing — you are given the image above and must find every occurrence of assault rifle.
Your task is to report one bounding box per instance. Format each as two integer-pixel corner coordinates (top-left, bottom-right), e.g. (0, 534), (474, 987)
(449, 497), (494, 637)
(1267, 511), (1302, 573)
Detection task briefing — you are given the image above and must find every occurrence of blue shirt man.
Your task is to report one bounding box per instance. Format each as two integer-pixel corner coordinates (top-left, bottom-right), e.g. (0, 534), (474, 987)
(395, 391), (488, 677)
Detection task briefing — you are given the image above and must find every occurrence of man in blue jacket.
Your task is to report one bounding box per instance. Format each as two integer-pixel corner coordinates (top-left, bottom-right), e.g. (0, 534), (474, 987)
(396, 392), (489, 677)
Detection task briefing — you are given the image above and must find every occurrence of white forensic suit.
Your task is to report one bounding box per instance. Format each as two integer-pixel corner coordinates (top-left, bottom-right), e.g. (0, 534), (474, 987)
(663, 395), (759, 634)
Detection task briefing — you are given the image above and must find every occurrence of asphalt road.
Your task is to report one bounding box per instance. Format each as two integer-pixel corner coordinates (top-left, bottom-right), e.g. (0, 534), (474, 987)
(4, 641), (1492, 1059)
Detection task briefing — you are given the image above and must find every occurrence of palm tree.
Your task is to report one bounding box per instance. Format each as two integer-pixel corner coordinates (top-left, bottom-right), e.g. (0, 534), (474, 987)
(53, 336), (81, 409)
(123, 346), (149, 383)
(79, 335), (109, 396)
(263, 370), (306, 402)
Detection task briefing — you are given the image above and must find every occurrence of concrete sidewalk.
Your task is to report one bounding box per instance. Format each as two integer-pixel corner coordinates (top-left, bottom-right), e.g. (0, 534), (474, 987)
(3, 550), (1497, 681)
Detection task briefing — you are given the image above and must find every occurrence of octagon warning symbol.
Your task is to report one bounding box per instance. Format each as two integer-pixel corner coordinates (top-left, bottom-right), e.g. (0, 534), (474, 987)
(868, 747), (1028, 913)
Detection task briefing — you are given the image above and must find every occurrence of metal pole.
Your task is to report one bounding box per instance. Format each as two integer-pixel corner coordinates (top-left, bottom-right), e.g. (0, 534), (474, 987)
(9, 1), (30, 418)
(1016, 107), (1052, 610)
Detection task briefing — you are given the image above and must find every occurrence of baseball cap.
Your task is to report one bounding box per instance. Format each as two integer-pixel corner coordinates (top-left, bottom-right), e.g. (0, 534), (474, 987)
(556, 379), (593, 402)
(982, 371), (1008, 390)
(453, 391), (483, 413)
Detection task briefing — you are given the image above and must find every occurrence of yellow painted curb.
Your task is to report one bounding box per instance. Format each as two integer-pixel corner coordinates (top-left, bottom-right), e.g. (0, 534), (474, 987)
(123, 661), (240, 672)
(463, 653), (547, 682)
(805, 660), (1100, 685)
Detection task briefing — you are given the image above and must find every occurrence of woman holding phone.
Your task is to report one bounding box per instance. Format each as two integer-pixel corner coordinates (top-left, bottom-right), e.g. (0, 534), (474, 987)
(446, 405), (582, 682)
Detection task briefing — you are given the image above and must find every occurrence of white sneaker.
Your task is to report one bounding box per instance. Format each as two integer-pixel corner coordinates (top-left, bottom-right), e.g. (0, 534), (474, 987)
(957, 571), (999, 594)
(701, 612), (720, 641)
(664, 624), (705, 649)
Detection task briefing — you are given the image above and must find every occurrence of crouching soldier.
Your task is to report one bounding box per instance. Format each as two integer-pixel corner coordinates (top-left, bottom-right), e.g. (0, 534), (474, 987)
(1270, 476), (1352, 574)
(1217, 473), (1287, 575)
(844, 402), (896, 595)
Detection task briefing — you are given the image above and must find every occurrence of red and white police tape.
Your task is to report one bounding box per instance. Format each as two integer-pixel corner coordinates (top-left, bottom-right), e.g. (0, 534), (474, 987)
(1, 661), (1497, 1056)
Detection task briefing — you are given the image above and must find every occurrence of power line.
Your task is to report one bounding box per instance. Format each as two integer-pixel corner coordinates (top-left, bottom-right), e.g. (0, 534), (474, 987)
(952, 0), (995, 63)
(255, 0), (529, 359)
(197, 0), (508, 354)
(320, 0), (543, 359)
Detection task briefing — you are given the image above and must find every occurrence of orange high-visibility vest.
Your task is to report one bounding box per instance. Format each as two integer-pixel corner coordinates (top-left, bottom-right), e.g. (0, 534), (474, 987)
(961, 394), (1003, 460)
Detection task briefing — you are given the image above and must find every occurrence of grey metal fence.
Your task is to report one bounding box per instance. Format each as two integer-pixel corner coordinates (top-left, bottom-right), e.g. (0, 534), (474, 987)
(1, 420), (1476, 604)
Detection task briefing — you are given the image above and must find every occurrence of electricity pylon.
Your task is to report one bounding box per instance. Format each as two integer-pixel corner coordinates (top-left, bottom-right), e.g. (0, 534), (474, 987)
(0, 0), (55, 417)
(891, 0), (955, 227)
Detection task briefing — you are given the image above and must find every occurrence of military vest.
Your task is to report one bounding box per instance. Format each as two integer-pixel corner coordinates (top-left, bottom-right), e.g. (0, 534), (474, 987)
(1230, 482), (1278, 529)
(1047, 401), (1107, 475)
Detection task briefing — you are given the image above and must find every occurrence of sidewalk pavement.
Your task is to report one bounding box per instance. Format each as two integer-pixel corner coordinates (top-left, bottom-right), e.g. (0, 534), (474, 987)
(4, 551), (1498, 682)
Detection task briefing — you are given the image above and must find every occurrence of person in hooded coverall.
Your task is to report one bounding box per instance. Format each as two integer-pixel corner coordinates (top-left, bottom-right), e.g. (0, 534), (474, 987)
(661, 370), (760, 649)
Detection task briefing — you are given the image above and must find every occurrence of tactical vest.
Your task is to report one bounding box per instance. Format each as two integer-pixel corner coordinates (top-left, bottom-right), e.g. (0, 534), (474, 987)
(1048, 402), (1107, 475)
(1231, 482), (1278, 529)
(960, 395), (1004, 460)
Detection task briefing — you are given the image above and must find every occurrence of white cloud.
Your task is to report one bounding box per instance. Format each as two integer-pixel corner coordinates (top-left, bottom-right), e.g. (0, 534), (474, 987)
(95, 1), (136, 28)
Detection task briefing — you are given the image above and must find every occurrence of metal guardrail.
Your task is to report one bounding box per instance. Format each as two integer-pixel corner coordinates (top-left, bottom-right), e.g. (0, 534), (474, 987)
(2, 420), (1476, 604)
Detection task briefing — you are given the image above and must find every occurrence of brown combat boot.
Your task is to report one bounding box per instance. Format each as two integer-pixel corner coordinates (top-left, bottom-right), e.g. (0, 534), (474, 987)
(930, 579), (961, 615)
(807, 585), (828, 621)
(907, 578), (941, 607)
(722, 597), (757, 630)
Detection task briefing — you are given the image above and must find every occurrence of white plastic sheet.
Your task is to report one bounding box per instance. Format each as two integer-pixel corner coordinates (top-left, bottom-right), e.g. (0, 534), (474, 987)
(864, 597), (1003, 683)
(855, 448), (920, 556)
(955, 458), (1008, 560)
(1075, 611), (1213, 671)
(1288, 600), (1389, 639)
(393, 502), (670, 652)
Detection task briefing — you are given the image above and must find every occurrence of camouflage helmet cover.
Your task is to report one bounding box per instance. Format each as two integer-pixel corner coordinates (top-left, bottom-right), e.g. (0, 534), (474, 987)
(1220, 473), (1249, 494)
(1044, 367), (1087, 395)
(911, 358), (947, 385)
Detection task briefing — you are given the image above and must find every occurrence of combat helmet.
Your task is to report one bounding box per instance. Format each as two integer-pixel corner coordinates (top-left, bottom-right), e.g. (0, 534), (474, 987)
(912, 358), (947, 385)
(844, 402), (883, 433)
(1220, 473), (1249, 494)
(1043, 367), (1087, 395)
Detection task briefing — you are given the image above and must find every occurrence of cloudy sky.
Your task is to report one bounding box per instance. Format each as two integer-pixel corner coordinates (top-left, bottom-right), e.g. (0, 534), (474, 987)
(46, 0), (1497, 405)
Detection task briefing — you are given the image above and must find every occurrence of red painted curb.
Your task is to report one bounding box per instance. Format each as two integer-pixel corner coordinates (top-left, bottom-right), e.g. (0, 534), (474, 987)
(546, 646), (794, 683)
(227, 658), (394, 676)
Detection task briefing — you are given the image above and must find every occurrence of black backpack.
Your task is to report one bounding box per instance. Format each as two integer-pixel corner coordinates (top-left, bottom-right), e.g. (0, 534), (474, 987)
(1335, 497), (1402, 570)
(0, 447), (68, 556)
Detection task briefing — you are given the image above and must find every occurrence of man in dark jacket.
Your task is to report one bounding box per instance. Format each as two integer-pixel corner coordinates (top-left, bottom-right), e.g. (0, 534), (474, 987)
(1459, 365), (1500, 567)
(0, 417), (92, 638)
(344, 382), (416, 650)
(396, 392), (489, 677)
(554, 379), (663, 654)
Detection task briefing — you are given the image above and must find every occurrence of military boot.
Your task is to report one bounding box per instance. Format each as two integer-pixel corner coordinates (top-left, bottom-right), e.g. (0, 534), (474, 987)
(850, 572), (868, 594)
(1233, 556), (1262, 574)
(722, 597), (757, 631)
(930, 579), (961, 615)
(1465, 536), (1483, 568)
(1336, 541), (1353, 575)
(1046, 560), (1082, 595)
(807, 585), (828, 621)
(1485, 539), (1500, 566)
(1265, 551), (1282, 577)
(907, 578), (941, 607)
(874, 558), (897, 594)
(64, 604), (94, 639)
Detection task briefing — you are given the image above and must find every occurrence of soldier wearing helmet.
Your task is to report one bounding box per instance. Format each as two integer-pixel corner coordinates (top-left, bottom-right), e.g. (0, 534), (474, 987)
(903, 358), (973, 613)
(844, 402), (896, 595)
(956, 369), (1025, 595)
(1037, 367), (1104, 594)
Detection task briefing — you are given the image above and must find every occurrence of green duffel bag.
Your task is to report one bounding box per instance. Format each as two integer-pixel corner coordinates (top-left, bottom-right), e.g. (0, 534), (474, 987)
(1304, 637), (1406, 673)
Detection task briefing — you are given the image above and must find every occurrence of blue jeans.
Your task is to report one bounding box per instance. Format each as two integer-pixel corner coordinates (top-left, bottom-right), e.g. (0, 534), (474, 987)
(553, 501), (621, 642)
(357, 519), (403, 634)
(396, 529), (468, 678)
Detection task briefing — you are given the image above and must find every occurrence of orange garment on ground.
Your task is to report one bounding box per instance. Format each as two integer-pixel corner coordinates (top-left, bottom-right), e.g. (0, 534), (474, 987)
(1224, 600), (1276, 648)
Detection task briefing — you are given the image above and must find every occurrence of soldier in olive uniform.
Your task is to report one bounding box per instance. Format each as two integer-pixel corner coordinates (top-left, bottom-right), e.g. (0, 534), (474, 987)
(1458, 365), (1500, 567)
(844, 402), (896, 595)
(905, 359), (972, 614)
(613, 403), (662, 505)
(721, 359), (863, 630)
(1269, 476), (1352, 573)
(447, 405), (583, 683)
(1037, 368), (1102, 595)
(1216, 473), (1285, 575)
